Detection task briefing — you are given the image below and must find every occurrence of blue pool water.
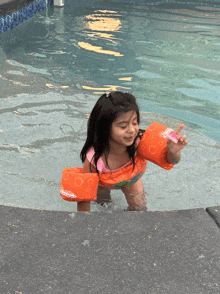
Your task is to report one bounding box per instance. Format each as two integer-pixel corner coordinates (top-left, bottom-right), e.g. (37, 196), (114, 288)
(0, 0), (220, 142)
(0, 0), (220, 212)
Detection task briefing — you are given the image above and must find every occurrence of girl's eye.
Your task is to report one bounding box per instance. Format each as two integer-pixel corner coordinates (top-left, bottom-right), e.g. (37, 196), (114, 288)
(120, 122), (138, 129)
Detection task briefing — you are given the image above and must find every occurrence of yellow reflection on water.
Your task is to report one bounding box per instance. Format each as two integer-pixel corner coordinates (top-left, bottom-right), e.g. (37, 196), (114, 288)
(119, 77), (132, 81)
(85, 12), (121, 32)
(80, 10), (123, 55)
(82, 85), (131, 91)
(78, 42), (123, 57)
(97, 10), (118, 14)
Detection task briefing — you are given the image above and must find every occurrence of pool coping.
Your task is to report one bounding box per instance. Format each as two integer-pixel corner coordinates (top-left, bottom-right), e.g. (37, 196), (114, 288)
(0, 0), (53, 33)
(1, 204), (220, 292)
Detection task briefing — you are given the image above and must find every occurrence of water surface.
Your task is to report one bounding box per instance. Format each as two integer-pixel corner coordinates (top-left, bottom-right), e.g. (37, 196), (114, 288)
(0, 0), (220, 141)
(0, 0), (220, 211)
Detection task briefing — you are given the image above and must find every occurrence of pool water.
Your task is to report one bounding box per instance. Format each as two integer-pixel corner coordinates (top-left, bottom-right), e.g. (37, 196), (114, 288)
(0, 0), (220, 142)
(0, 0), (220, 212)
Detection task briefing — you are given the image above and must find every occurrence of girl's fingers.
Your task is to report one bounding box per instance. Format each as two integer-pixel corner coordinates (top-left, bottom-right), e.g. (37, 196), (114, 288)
(176, 124), (184, 134)
(181, 135), (187, 142)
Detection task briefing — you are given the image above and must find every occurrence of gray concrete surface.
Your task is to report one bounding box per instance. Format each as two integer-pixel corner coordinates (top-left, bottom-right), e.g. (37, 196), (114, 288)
(1, 205), (220, 293)
(0, 91), (220, 212)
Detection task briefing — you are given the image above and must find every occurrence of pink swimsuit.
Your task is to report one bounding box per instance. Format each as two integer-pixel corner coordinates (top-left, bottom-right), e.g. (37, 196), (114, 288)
(86, 138), (141, 173)
(86, 148), (131, 173)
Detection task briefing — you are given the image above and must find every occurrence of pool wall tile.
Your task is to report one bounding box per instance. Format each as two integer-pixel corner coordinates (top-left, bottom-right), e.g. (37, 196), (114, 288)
(0, 0), (53, 33)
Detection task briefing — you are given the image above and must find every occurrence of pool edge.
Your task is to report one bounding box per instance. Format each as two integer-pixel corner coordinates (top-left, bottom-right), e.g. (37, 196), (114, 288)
(0, 0), (53, 33)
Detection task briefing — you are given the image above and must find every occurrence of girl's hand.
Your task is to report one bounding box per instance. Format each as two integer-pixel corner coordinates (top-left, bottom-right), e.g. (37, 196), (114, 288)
(166, 124), (188, 164)
(167, 124), (188, 153)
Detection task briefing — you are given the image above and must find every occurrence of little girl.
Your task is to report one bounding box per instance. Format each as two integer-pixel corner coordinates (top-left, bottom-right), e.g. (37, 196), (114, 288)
(78, 91), (188, 212)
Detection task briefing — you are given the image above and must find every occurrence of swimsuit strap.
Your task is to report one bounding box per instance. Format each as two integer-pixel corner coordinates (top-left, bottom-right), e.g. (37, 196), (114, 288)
(86, 147), (132, 173)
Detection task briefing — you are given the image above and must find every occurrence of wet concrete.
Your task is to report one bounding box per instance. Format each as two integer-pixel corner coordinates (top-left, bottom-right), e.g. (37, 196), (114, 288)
(0, 91), (220, 212)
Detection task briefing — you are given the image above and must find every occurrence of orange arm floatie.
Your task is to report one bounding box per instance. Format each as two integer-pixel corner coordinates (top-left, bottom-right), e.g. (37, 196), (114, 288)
(60, 167), (99, 202)
(137, 122), (174, 170)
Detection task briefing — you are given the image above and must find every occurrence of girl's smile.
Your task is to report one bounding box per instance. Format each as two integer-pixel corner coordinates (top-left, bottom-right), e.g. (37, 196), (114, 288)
(124, 137), (134, 141)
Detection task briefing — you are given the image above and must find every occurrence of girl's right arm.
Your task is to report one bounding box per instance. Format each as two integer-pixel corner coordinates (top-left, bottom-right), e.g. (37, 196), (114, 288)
(77, 157), (96, 212)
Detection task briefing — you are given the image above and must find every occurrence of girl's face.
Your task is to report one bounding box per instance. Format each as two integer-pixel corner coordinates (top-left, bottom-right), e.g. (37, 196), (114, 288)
(110, 111), (139, 147)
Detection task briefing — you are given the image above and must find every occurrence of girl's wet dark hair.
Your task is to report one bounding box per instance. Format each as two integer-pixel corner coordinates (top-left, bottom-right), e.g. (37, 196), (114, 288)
(80, 91), (144, 175)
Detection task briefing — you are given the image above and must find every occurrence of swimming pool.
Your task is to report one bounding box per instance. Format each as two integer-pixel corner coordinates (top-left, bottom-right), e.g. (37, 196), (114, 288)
(0, 0), (220, 212)
(1, 0), (220, 141)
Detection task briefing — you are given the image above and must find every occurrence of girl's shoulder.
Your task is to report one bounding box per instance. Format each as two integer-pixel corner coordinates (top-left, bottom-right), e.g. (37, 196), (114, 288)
(86, 146), (94, 161)
(86, 147), (105, 173)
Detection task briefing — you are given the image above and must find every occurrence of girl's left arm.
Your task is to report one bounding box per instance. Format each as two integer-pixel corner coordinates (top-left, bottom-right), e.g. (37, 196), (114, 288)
(166, 124), (188, 165)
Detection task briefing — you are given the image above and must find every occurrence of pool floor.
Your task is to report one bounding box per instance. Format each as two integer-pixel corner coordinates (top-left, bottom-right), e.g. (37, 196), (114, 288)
(0, 90), (219, 211)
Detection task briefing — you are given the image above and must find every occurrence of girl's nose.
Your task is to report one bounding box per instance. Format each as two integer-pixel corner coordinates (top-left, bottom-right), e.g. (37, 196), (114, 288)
(128, 124), (135, 133)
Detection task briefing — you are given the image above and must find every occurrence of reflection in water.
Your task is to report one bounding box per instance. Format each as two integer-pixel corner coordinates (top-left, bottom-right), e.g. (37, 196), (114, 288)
(84, 10), (121, 32)
(78, 10), (123, 55)
(119, 77), (132, 81)
(78, 42), (123, 56)
(82, 85), (130, 94)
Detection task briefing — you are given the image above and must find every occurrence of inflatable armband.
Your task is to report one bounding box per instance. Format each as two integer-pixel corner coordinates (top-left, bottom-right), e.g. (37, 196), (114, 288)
(60, 167), (99, 202)
(137, 122), (174, 170)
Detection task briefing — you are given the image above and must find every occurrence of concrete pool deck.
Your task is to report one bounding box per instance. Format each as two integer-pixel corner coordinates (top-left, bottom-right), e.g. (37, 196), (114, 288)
(1, 205), (220, 293)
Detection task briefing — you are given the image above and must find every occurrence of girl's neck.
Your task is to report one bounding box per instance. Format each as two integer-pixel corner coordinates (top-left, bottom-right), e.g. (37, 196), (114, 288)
(108, 141), (127, 156)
